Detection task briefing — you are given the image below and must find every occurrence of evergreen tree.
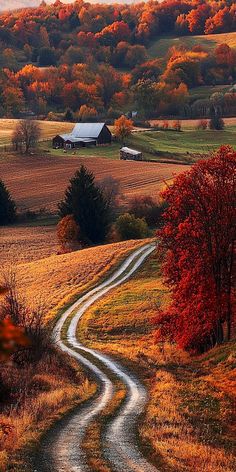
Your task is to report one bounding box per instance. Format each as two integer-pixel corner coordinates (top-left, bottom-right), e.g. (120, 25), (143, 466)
(209, 109), (224, 130)
(0, 179), (16, 225)
(58, 166), (110, 244)
(64, 109), (74, 122)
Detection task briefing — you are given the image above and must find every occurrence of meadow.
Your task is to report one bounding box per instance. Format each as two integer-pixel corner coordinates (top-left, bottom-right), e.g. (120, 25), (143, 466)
(148, 31), (236, 58)
(79, 253), (236, 472)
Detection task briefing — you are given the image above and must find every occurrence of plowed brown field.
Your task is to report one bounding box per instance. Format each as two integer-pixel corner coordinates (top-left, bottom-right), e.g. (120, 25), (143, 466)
(0, 154), (188, 211)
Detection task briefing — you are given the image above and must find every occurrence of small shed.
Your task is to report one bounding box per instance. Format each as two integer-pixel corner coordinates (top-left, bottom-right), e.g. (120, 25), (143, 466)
(120, 147), (143, 161)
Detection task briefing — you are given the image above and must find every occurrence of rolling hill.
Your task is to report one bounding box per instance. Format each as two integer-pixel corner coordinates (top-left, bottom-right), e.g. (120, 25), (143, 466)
(148, 32), (236, 58)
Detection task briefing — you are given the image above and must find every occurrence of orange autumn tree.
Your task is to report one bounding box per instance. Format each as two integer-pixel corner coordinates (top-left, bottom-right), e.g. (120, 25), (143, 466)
(155, 146), (236, 353)
(114, 115), (133, 144)
(0, 317), (29, 362)
(57, 215), (80, 252)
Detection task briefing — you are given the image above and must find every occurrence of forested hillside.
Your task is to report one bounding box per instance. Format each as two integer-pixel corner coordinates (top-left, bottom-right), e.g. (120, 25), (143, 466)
(0, 0), (235, 119)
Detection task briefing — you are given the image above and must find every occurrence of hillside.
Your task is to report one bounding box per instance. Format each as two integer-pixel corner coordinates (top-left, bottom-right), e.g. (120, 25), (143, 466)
(149, 31), (236, 58)
(0, 240), (148, 471)
(0, 1), (235, 120)
(0, 240), (148, 320)
(79, 251), (236, 472)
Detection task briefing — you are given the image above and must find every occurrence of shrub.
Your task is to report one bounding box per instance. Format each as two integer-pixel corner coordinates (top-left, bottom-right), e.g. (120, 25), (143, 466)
(2, 272), (54, 364)
(129, 195), (167, 227)
(115, 213), (149, 240)
(57, 215), (81, 252)
(64, 109), (74, 122)
(196, 119), (208, 130)
(173, 120), (182, 131)
(162, 120), (169, 130)
(209, 113), (224, 130)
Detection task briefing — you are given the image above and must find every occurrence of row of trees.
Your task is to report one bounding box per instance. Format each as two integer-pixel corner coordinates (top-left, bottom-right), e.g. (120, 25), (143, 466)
(57, 166), (167, 250)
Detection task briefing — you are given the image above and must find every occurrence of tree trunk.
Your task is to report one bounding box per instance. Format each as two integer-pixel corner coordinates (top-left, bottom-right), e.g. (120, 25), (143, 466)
(226, 241), (235, 341)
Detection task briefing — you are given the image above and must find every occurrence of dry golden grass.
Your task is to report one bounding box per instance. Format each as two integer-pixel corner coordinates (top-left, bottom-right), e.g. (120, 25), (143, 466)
(4, 240), (148, 322)
(0, 153), (187, 212)
(79, 253), (236, 472)
(150, 117), (236, 129)
(0, 224), (57, 266)
(0, 241), (149, 470)
(0, 352), (96, 471)
(0, 119), (73, 147)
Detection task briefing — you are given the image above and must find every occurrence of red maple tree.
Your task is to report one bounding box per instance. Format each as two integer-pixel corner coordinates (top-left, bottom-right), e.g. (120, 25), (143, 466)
(155, 146), (236, 353)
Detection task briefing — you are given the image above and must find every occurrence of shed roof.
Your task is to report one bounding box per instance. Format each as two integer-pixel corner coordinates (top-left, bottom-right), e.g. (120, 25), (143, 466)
(72, 123), (106, 138)
(120, 147), (142, 156)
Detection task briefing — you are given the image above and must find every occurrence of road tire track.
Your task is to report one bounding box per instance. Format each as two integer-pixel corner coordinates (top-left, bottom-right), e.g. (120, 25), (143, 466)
(35, 243), (158, 472)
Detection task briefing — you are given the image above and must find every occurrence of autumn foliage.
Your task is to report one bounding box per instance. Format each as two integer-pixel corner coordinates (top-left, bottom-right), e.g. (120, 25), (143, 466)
(57, 215), (80, 252)
(114, 115), (133, 143)
(0, 316), (29, 361)
(155, 146), (236, 353)
(0, 2), (235, 118)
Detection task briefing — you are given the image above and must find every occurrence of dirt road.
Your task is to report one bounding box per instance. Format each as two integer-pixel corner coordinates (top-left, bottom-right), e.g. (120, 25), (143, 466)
(34, 243), (158, 472)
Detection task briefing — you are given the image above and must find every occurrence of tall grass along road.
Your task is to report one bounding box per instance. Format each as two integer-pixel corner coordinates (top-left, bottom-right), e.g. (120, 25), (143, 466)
(34, 243), (157, 472)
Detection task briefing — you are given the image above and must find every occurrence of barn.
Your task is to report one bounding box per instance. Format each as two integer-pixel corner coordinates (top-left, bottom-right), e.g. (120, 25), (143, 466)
(53, 123), (112, 149)
(120, 147), (143, 161)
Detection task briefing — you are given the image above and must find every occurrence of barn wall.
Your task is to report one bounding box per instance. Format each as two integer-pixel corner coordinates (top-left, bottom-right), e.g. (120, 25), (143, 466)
(53, 136), (65, 148)
(97, 125), (112, 144)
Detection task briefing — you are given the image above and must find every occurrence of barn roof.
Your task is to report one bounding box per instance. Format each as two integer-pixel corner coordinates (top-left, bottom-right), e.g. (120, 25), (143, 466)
(72, 123), (106, 138)
(120, 147), (142, 156)
(65, 137), (96, 143)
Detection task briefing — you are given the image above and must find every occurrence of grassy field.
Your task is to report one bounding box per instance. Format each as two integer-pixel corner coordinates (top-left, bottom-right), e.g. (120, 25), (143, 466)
(79, 252), (236, 472)
(33, 123), (236, 162)
(148, 31), (236, 58)
(0, 153), (187, 212)
(189, 84), (231, 100)
(128, 127), (236, 157)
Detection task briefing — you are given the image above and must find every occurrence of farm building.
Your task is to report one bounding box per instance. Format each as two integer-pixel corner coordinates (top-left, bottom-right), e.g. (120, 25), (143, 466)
(53, 123), (112, 149)
(120, 147), (143, 161)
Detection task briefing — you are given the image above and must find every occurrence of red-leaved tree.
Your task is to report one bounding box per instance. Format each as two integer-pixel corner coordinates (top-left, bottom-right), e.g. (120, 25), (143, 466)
(155, 146), (236, 353)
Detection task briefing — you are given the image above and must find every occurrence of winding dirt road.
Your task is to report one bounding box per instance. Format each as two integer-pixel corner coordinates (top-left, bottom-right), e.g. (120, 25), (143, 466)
(35, 243), (158, 472)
